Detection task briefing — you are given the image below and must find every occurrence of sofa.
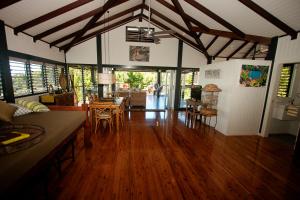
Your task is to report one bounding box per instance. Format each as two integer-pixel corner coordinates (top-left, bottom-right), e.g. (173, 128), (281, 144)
(115, 90), (146, 107)
(130, 91), (146, 107)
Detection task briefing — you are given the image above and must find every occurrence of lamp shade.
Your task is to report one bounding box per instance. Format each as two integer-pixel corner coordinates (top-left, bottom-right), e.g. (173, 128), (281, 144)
(203, 84), (221, 92)
(98, 73), (116, 84)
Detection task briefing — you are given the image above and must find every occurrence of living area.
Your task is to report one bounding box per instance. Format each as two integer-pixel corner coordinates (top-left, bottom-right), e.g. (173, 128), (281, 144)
(1, 0), (300, 199)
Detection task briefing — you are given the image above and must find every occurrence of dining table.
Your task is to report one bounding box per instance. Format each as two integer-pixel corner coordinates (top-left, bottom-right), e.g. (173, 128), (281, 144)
(89, 97), (124, 132)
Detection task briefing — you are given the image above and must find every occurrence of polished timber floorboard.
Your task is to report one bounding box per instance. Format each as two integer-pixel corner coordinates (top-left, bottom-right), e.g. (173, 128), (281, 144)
(52, 111), (300, 200)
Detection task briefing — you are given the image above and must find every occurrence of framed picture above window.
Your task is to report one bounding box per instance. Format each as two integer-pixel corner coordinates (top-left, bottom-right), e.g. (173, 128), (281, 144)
(129, 46), (150, 62)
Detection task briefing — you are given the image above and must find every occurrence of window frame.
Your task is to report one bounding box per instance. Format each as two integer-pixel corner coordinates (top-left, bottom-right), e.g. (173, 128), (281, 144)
(126, 26), (155, 43)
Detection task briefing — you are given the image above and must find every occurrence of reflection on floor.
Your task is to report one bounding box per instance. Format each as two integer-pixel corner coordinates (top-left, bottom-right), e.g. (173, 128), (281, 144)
(129, 95), (167, 111)
(269, 133), (297, 145)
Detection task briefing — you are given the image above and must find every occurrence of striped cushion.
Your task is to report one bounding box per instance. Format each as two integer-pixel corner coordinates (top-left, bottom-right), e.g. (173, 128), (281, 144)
(10, 103), (33, 117)
(16, 99), (49, 112)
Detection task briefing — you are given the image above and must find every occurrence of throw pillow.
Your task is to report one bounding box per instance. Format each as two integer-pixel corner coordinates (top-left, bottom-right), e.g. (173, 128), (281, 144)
(0, 101), (17, 123)
(16, 99), (49, 112)
(10, 103), (33, 117)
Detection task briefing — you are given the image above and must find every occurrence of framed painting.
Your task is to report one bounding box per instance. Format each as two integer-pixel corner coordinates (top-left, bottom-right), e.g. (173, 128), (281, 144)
(240, 65), (269, 87)
(129, 46), (150, 62)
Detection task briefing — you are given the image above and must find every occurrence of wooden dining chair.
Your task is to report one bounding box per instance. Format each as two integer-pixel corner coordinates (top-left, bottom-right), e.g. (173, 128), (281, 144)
(185, 99), (202, 128)
(90, 104), (114, 134)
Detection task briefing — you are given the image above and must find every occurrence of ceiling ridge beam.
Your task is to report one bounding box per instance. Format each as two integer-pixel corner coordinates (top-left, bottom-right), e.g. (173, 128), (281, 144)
(205, 35), (218, 50)
(14, 0), (93, 34)
(63, 0), (119, 52)
(50, 4), (142, 47)
(184, 0), (245, 38)
(0, 0), (21, 9)
(170, 0), (209, 59)
(33, 0), (129, 41)
(238, 0), (297, 39)
(214, 39), (234, 58)
(156, 0), (209, 32)
(227, 41), (249, 60)
(243, 42), (257, 58)
(192, 27), (271, 45)
(63, 15), (138, 49)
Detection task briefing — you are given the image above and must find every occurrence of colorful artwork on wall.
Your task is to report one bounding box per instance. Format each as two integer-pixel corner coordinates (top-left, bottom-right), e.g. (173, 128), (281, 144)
(129, 46), (150, 62)
(240, 65), (269, 87)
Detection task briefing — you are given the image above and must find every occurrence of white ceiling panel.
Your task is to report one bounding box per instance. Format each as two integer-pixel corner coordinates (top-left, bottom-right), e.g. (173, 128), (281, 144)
(150, 0), (188, 30)
(219, 40), (244, 57)
(252, 0), (300, 31)
(44, 18), (92, 42)
(0, 0), (74, 27)
(180, 1), (229, 31)
(100, 0), (140, 18)
(84, 14), (133, 36)
(200, 34), (215, 48)
(207, 37), (230, 56)
(233, 42), (253, 58)
(56, 38), (74, 48)
(25, 0), (103, 36)
(194, 0), (284, 37)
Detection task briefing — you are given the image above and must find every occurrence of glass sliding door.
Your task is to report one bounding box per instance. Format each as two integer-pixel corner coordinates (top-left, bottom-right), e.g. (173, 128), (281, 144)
(179, 71), (194, 109)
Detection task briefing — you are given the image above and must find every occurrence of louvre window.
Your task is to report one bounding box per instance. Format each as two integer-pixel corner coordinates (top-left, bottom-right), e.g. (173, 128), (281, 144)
(30, 62), (47, 93)
(277, 65), (294, 97)
(10, 60), (31, 97)
(45, 64), (56, 89)
(0, 73), (3, 99)
(126, 26), (154, 43)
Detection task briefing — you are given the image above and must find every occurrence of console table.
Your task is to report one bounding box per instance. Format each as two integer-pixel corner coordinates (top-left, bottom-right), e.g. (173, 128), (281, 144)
(39, 92), (74, 106)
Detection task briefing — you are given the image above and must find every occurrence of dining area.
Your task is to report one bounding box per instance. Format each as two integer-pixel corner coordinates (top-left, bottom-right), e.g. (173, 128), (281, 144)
(88, 96), (127, 134)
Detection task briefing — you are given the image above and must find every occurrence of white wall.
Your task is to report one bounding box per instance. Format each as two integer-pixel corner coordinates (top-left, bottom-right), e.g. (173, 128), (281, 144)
(199, 59), (271, 135)
(66, 37), (97, 64)
(66, 19), (207, 68)
(5, 26), (65, 62)
(262, 33), (300, 137)
(182, 43), (207, 68)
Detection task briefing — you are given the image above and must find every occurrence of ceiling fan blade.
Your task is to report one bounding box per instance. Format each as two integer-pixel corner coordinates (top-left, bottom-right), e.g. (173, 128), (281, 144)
(153, 30), (175, 35)
(154, 35), (174, 38)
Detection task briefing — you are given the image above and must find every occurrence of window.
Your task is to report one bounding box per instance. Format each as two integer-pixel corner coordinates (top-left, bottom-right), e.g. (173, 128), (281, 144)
(45, 64), (56, 89)
(277, 64), (294, 97)
(30, 62), (47, 93)
(10, 60), (31, 97)
(126, 26), (154, 43)
(0, 73), (3, 99)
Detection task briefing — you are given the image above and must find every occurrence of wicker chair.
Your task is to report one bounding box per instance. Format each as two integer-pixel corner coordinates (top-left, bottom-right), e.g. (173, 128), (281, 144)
(90, 104), (114, 134)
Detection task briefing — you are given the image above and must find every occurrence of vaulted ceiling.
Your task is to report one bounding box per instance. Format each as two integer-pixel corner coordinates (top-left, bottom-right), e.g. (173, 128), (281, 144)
(0, 0), (299, 61)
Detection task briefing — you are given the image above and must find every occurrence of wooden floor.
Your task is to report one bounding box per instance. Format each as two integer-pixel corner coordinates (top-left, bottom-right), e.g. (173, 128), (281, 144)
(49, 111), (300, 200)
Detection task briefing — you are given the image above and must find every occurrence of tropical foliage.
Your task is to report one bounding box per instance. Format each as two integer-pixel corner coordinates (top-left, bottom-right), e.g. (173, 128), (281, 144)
(240, 65), (269, 87)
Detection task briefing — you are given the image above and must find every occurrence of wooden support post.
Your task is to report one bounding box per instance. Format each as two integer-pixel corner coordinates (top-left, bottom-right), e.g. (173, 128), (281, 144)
(174, 40), (183, 110)
(0, 20), (14, 102)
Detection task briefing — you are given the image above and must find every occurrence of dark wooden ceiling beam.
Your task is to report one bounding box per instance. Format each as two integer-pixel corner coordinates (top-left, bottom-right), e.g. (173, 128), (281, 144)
(147, 16), (204, 53)
(14, 0), (93, 34)
(238, 0), (297, 39)
(63, 15), (138, 49)
(140, 0), (146, 22)
(50, 5), (142, 47)
(142, 5), (192, 37)
(33, 0), (129, 41)
(205, 35), (218, 50)
(62, 0), (119, 52)
(227, 41), (249, 60)
(243, 42), (257, 58)
(192, 27), (271, 45)
(156, 0), (209, 32)
(170, 0), (209, 59)
(214, 39), (234, 58)
(0, 0), (21, 9)
(184, 0), (245, 38)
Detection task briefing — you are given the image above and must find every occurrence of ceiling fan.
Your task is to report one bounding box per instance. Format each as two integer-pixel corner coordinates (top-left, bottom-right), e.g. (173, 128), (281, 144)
(254, 45), (268, 55)
(143, 0), (174, 43)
